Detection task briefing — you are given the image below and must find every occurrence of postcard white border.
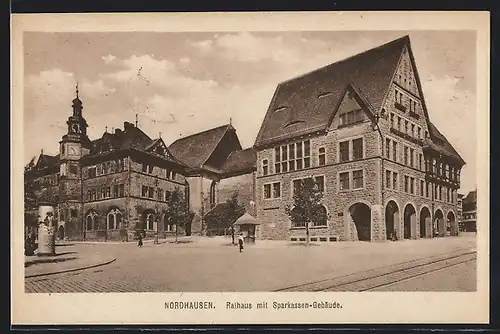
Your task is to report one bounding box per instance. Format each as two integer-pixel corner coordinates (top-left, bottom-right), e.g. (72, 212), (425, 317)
(11, 11), (490, 325)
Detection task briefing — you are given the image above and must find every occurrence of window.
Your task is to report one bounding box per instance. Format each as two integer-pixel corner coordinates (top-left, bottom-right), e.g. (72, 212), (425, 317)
(312, 205), (328, 227)
(165, 169), (171, 179)
(410, 148), (414, 167)
(392, 141), (397, 161)
(146, 213), (155, 231)
(397, 117), (401, 131)
(148, 186), (154, 198)
(352, 138), (363, 160)
(339, 141), (349, 162)
(318, 147), (326, 166)
(411, 124), (415, 137)
(274, 147), (281, 173)
(100, 188), (105, 199)
(116, 159), (124, 172)
(262, 159), (269, 176)
(390, 113), (395, 128)
(69, 165), (78, 175)
(106, 187), (111, 198)
(86, 211), (98, 231)
(87, 190), (91, 201)
(392, 172), (398, 190)
(143, 164), (154, 174)
(339, 109), (363, 126)
(404, 176), (409, 193)
(88, 167), (97, 178)
(119, 184), (124, 197)
(165, 190), (171, 201)
(426, 182), (430, 198)
(386, 170), (391, 188)
(410, 177), (415, 194)
(418, 127), (422, 140)
(438, 186), (442, 200)
(419, 154), (423, 170)
(420, 180), (424, 196)
(264, 184), (272, 199)
(275, 140), (311, 173)
(107, 209), (122, 230)
(339, 172), (349, 190)
(71, 208), (77, 218)
(404, 147), (409, 165)
(353, 170), (363, 189)
(142, 185), (148, 197)
(91, 190), (97, 201)
(157, 188), (163, 201)
(385, 138), (390, 158)
(272, 182), (281, 198)
(404, 120), (408, 134)
(113, 185), (118, 197)
(290, 207), (306, 228)
(315, 176), (325, 193)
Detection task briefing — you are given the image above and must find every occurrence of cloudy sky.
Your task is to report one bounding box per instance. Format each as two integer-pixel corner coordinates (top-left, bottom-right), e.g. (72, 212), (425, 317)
(23, 30), (476, 194)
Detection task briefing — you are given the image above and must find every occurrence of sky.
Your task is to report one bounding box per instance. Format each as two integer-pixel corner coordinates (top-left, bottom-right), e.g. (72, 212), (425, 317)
(23, 30), (477, 194)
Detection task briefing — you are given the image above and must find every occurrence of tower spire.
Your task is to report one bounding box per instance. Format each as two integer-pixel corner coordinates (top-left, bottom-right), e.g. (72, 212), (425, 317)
(76, 82), (79, 98)
(135, 113), (138, 127)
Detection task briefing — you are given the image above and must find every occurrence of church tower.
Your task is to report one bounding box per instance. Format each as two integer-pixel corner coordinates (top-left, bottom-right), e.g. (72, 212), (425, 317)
(58, 84), (91, 240)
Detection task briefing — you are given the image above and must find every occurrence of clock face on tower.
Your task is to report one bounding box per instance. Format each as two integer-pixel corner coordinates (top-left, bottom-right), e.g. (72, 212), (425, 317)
(68, 145), (80, 156)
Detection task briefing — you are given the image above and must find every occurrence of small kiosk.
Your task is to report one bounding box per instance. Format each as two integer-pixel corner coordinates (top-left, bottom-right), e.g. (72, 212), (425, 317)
(233, 213), (261, 244)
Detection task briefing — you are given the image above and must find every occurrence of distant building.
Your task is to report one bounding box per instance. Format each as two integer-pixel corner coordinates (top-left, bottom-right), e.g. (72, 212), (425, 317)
(457, 193), (464, 228)
(254, 35), (465, 242)
(461, 190), (477, 232)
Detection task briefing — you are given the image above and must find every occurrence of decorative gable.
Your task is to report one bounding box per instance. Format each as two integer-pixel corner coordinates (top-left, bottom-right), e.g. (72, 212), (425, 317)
(329, 85), (372, 130)
(147, 139), (173, 159)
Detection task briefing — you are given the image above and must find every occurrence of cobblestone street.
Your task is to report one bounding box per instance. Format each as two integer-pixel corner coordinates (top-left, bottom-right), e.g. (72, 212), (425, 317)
(25, 235), (477, 293)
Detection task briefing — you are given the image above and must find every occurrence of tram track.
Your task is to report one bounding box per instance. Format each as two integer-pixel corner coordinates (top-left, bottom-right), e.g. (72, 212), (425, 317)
(274, 248), (476, 292)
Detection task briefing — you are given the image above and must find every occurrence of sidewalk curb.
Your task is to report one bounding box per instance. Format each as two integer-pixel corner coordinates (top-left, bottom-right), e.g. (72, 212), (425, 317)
(25, 258), (116, 279)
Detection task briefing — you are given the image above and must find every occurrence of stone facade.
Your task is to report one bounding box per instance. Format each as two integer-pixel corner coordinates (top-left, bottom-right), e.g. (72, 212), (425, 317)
(253, 38), (464, 242)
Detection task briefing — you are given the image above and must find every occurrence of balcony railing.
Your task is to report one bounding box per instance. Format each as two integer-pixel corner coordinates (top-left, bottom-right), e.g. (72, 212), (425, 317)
(394, 102), (407, 112)
(425, 171), (460, 188)
(390, 127), (424, 146)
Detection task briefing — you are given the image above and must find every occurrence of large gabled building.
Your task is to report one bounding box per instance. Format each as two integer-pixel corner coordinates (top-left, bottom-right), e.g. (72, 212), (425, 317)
(253, 35), (465, 242)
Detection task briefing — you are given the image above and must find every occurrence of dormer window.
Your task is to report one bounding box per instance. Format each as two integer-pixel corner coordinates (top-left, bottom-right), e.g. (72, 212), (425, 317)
(317, 92), (333, 98)
(284, 120), (305, 128)
(275, 106), (288, 112)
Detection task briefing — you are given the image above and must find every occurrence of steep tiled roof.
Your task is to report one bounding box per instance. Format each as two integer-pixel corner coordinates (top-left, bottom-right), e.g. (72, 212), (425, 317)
(463, 190), (477, 205)
(168, 124), (232, 169)
(426, 122), (466, 165)
(35, 153), (60, 169)
(89, 122), (154, 155)
(220, 148), (257, 176)
(254, 36), (409, 147)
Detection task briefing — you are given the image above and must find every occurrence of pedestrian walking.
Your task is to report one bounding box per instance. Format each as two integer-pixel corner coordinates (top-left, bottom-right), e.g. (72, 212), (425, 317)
(138, 230), (143, 248)
(238, 233), (244, 253)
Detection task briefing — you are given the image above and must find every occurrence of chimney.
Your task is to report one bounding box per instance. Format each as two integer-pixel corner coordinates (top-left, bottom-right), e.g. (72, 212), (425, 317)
(124, 121), (134, 130)
(115, 128), (123, 135)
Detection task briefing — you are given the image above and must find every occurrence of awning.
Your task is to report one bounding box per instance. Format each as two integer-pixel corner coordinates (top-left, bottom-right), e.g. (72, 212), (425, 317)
(233, 213), (262, 226)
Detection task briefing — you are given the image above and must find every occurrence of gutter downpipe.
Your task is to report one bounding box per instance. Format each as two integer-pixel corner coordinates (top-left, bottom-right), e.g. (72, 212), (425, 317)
(373, 113), (385, 241)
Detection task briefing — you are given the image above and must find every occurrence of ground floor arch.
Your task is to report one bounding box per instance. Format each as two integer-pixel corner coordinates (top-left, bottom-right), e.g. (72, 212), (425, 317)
(447, 211), (456, 236)
(434, 209), (445, 237)
(349, 202), (371, 241)
(385, 200), (399, 241)
(419, 207), (432, 238)
(403, 204), (417, 240)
